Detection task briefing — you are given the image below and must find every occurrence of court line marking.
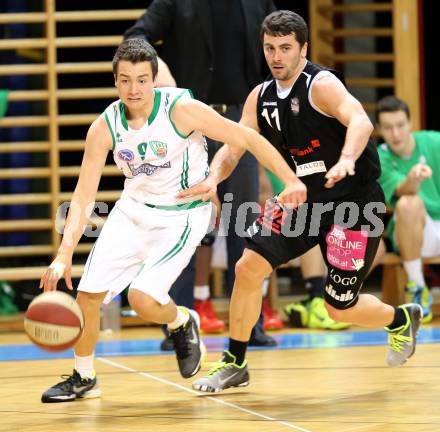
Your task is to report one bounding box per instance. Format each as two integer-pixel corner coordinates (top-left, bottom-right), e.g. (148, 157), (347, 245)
(97, 356), (313, 432)
(338, 424), (384, 432)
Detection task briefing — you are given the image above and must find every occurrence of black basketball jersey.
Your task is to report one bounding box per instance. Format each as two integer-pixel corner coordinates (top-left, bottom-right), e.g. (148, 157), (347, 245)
(257, 61), (380, 203)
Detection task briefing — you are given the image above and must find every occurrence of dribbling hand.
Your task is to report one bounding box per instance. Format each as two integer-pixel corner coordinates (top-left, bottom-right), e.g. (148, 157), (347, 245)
(39, 254), (73, 292)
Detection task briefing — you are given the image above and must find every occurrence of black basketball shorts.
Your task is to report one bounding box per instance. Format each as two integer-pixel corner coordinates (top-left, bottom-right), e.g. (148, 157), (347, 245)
(245, 182), (386, 309)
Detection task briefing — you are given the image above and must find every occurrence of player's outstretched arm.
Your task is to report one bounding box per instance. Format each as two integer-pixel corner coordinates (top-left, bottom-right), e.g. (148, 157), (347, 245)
(312, 75), (374, 188)
(172, 92), (306, 207)
(177, 86), (261, 201)
(40, 115), (111, 292)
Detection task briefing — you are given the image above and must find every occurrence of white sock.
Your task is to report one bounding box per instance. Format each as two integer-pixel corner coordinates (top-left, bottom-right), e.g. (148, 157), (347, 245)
(168, 306), (189, 331)
(74, 353), (95, 379)
(262, 278), (269, 297)
(194, 285), (210, 300)
(403, 259), (426, 287)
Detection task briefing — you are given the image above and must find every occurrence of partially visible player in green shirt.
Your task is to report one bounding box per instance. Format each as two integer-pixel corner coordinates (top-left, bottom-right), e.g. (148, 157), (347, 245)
(377, 96), (440, 323)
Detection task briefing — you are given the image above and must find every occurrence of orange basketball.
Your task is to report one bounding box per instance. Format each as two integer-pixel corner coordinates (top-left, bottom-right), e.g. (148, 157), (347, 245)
(24, 291), (84, 352)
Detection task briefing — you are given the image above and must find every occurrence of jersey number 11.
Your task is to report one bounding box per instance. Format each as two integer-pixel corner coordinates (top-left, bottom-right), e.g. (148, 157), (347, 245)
(261, 107), (281, 131)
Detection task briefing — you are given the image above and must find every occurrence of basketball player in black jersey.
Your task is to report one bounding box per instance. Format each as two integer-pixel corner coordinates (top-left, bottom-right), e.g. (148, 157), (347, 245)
(180, 10), (424, 393)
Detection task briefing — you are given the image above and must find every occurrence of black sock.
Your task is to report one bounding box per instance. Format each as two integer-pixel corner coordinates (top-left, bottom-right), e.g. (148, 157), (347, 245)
(228, 338), (248, 366)
(304, 276), (325, 298)
(387, 307), (407, 330)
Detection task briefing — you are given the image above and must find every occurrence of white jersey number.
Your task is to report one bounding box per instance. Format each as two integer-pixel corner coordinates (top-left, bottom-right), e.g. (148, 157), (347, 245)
(261, 107), (281, 131)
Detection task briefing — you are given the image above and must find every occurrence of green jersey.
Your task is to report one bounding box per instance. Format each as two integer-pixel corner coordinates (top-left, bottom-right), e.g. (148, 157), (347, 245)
(378, 130), (440, 221)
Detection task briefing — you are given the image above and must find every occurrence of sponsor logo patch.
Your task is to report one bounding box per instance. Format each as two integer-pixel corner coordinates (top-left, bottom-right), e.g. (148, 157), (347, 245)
(129, 161), (171, 176)
(289, 140), (320, 158)
(117, 149), (134, 161)
(326, 225), (367, 271)
(295, 160), (327, 177)
(137, 140), (169, 160)
(290, 97), (300, 115)
(149, 140), (167, 158)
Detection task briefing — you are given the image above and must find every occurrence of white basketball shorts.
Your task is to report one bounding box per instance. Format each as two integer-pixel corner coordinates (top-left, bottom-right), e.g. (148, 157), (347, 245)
(77, 196), (214, 305)
(393, 212), (440, 258)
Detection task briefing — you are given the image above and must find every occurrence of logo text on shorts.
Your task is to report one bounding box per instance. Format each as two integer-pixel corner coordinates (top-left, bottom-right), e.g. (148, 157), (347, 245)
(329, 269), (358, 286)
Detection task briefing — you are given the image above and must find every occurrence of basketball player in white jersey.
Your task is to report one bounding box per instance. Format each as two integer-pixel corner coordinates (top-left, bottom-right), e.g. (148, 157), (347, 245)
(39, 38), (305, 403)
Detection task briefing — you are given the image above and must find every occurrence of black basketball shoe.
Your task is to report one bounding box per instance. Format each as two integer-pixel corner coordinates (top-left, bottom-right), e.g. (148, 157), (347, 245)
(41, 369), (101, 403)
(169, 307), (205, 378)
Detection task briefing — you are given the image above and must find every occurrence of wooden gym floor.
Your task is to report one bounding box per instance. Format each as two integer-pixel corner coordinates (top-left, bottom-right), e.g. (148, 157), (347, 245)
(0, 324), (440, 432)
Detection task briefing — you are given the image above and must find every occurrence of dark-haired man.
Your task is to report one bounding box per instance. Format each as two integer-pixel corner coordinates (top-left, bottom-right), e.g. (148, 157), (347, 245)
(38, 38), (306, 403)
(185, 11), (424, 393)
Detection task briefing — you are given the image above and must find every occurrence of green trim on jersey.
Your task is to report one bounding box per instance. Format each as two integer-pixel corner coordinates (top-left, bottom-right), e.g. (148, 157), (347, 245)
(118, 101), (129, 131)
(104, 112), (116, 151)
(144, 199), (210, 211)
(180, 147), (189, 189)
(168, 89), (193, 138)
(118, 90), (161, 131)
(148, 89), (161, 125)
(151, 218), (192, 268)
(83, 243), (96, 278)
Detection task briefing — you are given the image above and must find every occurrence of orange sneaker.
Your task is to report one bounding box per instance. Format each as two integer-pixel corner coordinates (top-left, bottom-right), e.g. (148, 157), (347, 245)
(262, 298), (284, 331)
(194, 299), (226, 334)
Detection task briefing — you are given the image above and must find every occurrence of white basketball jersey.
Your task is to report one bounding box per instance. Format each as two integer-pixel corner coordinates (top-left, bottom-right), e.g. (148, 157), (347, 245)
(104, 87), (208, 205)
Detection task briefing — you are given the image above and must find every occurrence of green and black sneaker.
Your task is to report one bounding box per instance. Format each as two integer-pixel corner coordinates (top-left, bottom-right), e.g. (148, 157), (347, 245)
(385, 303), (423, 367)
(192, 351), (249, 393)
(284, 296), (311, 327)
(308, 297), (351, 330)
